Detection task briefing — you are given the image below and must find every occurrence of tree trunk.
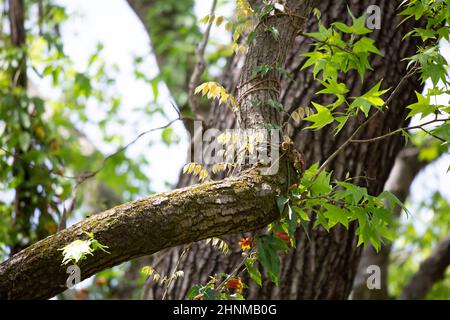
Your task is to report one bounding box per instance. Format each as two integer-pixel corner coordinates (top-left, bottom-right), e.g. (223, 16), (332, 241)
(145, 0), (424, 300)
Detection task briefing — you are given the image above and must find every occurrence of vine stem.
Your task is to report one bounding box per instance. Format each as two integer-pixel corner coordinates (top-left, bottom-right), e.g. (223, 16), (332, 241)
(162, 243), (192, 300)
(188, 0), (218, 121)
(214, 249), (253, 294)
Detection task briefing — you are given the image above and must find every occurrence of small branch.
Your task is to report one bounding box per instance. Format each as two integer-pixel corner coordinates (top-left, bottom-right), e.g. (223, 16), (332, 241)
(215, 249), (253, 293)
(188, 0), (218, 121)
(162, 243), (191, 300)
(0, 115), (197, 186)
(350, 117), (450, 144)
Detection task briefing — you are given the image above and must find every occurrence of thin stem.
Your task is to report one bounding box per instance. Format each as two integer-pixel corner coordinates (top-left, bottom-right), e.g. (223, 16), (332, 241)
(188, 0), (218, 120)
(162, 243), (192, 300)
(350, 117), (450, 144)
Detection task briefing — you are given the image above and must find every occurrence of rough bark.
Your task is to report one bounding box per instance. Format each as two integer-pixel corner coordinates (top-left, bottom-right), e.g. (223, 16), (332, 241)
(352, 147), (428, 299)
(0, 168), (288, 299)
(400, 233), (450, 300)
(146, 0), (424, 300)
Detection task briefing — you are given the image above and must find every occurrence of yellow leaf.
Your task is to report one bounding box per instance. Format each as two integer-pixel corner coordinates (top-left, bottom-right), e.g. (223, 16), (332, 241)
(292, 111), (300, 123)
(217, 149), (225, 157)
(216, 16), (224, 27)
(208, 14), (215, 25)
(218, 132), (231, 144)
(297, 107), (305, 120)
(219, 93), (229, 105)
(199, 15), (210, 24)
(225, 22), (233, 32)
(247, 143), (255, 154)
(199, 168), (209, 181)
(194, 164), (202, 175)
(229, 95), (235, 106)
(195, 83), (207, 94)
(202, 82), (209, 96)
(187, 163), (196, 174)
(233, 31), (240, 42)
(254, 131), (265, 143)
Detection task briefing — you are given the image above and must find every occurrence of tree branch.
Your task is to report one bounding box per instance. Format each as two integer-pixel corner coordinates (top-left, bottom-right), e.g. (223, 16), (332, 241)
(0, 168), (287, 300)
(400, 233), (450, 300)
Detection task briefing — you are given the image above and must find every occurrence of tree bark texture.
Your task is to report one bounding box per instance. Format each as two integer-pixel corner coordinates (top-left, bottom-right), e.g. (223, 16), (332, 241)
(0, 169), (288, 299)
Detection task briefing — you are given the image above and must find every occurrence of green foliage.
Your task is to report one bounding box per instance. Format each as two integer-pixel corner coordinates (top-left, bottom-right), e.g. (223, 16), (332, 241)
(255, 234), (288, 285)
(251, 164), (402, 287)
(301, 10), (387, 131)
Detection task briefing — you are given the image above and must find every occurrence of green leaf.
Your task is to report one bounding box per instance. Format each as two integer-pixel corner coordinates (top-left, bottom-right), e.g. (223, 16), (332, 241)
(305, 102), (334, 129)
(311, 170), (332, 196)
(431, 123), (450, 142)
(348, 10), (372, 35)
(335, 181), (367, 205)
(323, 203), (349, 229)
(161, 127), (173, 145)
(292, 206), (310, 221)
(353, 37), (382, 56)
(333, 22), (353, 34)
(187, 285), (201, 298)
(267, 26), (279, 40)
(247, 31), (257, 44)
(256, 235), (287, 285)
(276, 196), (289, 214)
(350, 80), (389, 116)
(334, 116), (348, 135)
(378, 191), (407, 214)
(245, 260), (262, 286)
(267, 99), (283, 111)
(18, 132), (31, 151)
(406, 91), (434, 119)
(317, 80), (349, 95)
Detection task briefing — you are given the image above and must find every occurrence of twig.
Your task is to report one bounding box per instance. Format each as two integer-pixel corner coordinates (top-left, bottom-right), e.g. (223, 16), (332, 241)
(350, 117), (450, 144)
(215, 249), (253, 293)
(162, 243), (192, 300)
(188, 0), (218, 121)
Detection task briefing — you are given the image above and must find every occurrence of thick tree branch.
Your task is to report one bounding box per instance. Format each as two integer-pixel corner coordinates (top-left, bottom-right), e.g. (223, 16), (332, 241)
(0, 168), (288, 300)
(400, 233), (450, 300)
